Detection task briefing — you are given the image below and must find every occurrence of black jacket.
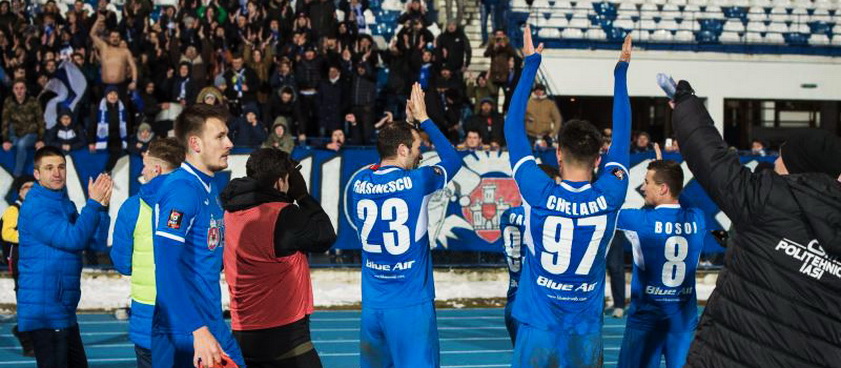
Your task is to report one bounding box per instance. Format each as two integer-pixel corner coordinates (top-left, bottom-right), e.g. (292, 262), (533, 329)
(673, 96), (841, 368)
(436, 28), (472, 72)
(464, 112), (505, 146)
(224, 66), (260, 105)
(317, 78), (349, 132)
(220, 177), (336, 257)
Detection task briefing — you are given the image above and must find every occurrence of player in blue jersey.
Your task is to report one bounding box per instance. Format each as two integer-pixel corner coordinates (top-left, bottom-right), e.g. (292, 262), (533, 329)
(501, 164), (561, 345)
(616, 158), (705, 368)
(151, 104), (244, 368)
(347, 83), (463, 368)
(504, 27), (633, 367)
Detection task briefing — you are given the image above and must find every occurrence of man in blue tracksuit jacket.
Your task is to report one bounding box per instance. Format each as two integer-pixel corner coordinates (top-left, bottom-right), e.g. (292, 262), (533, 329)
(17, 146), (113, 368)
(111, 138), (185, 368)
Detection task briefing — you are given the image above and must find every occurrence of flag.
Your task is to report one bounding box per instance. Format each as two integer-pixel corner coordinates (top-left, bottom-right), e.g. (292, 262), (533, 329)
(43, 60), (88, 130)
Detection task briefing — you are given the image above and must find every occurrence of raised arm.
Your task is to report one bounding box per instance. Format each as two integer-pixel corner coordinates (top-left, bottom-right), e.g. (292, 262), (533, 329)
(410, 82), (461, 181)
(89, 14), (107, 51)
(504, 25), (543, 171)
(602, 35), (632, 173)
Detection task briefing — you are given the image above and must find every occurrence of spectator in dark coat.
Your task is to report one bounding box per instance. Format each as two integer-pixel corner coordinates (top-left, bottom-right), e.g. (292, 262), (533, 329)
(265, 87), (305, 141)
(224, 53), (260, 115)
(436, 21), (472, 76)
(45, 108), (86, 153)
(269, 58), (298, 93)
(295, 47), (325, 138)
(127, 123), (155, 155)
(484, 34), (517, 88)
(348, 62), (377, 144)
(316, 66), (348, 136)
(306, 0), (337, 41)
(170, 61), (198, 106)
(464, 98), (505, 148)
(230, 104), (268, 148)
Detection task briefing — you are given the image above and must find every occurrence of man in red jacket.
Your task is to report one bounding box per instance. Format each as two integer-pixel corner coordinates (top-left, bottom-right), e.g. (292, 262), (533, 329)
(220, 148), (337, 368)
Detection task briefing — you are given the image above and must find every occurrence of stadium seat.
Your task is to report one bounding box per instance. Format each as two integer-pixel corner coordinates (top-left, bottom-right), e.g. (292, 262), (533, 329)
(746, 30), (766, 42)
(765, 31), (786, 43)
(832, 34), (841, 45)
(538, 27), (562, 38)
(675, 30), (696, 41)
(569, 16), (591, 28)
(562, 27), (585, 38)
(768, 22), (789, 32)
(809, 33), (831, 44)
(587, 28), (607, 39)
(614, 18), (635, 29)
(724, 19), (746, 31)
(660, 19), (680, 31)
(652, 29), (674, 41)
(550, 15), (570, 27)
(791, 23), (810, 33)
(720, 30), (743, 42)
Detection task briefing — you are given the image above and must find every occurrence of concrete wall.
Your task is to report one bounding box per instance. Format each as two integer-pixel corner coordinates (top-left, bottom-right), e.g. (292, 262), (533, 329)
(539, 49), (841, 132)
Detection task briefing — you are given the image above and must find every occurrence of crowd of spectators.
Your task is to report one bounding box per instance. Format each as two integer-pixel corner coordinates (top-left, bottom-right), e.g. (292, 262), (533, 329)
(0, 0), (539, 176)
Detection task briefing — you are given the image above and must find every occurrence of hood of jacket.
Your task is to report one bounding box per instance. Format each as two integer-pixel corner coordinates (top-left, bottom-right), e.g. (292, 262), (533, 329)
(786, 173), (841, 256)
(220, 177), (290, 212)
(139, 174), (168, 205)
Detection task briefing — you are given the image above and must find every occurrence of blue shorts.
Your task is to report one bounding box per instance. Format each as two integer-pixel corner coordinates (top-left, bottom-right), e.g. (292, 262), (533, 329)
(512, 323), (602, 368)
(360, 300), (440, 368)
(504, 302), (519, 345)
(151, 323), (245, 368)
(617, 326), (693, 368)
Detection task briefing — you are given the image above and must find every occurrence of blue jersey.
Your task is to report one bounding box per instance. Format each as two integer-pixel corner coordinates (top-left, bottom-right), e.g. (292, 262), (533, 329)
(500, 206), (525, 302)
(152, 162), (227, 334)
(504, 54), (632, 333)
(617, 205), (705, 332)
(348, 119), (462, 309)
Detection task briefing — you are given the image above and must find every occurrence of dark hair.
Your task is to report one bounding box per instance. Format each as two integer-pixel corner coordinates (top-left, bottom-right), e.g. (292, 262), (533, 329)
(34, 146), (65, 167)
(647, 160), (684, 198)
(377, 122), (418, 159)
(246, 148), (294, 188)
(147, 138), (185, 169)
(538, 164), (560, 180)
(557, 119), (602, 168)
(174, 104), (230, 150)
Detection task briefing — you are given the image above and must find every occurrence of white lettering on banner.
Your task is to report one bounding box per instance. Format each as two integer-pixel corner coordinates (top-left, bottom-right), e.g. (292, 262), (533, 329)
(774, 238), (841, 280)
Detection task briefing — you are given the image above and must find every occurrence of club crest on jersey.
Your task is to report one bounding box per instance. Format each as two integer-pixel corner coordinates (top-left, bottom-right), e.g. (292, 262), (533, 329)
(207, 215), (223, 251)
(612, 167), (626, 180)
(167, 210), (183, 229)
(461, 178), (521, 243)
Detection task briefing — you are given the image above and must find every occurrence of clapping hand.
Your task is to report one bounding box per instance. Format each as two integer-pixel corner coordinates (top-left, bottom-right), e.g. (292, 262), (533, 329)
(619, 34), (632, 62)
(88, 173), (113, 206)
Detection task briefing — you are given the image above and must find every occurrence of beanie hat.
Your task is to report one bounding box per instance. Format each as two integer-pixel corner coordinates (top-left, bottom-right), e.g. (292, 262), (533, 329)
(781, 129), (841, 178)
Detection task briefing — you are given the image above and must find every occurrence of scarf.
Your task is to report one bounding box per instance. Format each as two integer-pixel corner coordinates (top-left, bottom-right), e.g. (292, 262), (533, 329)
(232, 68), (245, 98)
(96, 99), (128, 150)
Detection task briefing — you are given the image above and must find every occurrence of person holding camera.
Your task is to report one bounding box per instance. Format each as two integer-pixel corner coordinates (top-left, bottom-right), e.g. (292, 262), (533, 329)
(220, 148), (336, 368)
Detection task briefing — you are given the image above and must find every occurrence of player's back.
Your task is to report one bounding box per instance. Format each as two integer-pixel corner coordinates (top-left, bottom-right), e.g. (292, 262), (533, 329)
(348, 164), (446, 309)
(618, 205), (705, 332)
(513, 171), (628, 332)
(501, 206), (526, 301)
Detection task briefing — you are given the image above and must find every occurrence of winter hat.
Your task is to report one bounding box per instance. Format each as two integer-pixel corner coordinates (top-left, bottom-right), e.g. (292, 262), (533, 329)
(104, 85), (120, 96)
(138, 123), (153, 133)
(781, 129), (841, 178)
(57, 107), (73, 120)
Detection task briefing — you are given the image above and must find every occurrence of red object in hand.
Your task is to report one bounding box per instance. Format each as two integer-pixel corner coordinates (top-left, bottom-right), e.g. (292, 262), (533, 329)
(199, 352), (239, 368)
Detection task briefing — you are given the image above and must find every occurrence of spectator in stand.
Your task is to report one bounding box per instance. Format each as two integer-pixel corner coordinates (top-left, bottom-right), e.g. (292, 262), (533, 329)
(110, 138), (184, 368)
(197, 86), (226, 107)
(2, 80), (45, 177)
(435, 67), (466, 104)
(664, 136), (680, 153)
(170, 62), (198, 107)
(485, 31), (517, 89)
(263, 117), (295, 154)
(464, 98), (505, 148)
(436, 21), (472, 78)
(413, 49), (436, 90)
(525, 83), (562, 148)
(383, 39), (411, 121)
(426, 80), (462, 143)
(221, 148), (335, 368)
(325, 128), (346, 151)
(479, 0), (505, 46)
(230, 105), (269, 148)
(466, 72), (497, 113)
(89, 86), (131, 174)
(45, 108), (87, 153)
(295, 46), (325, 138)
(18, 147), (112, 367)
(128, 123), (155, 155)
(457, 129), (489, 150)
(243, 35), (275, 104)
(266, 86), (305, 141)
(317, 66), (349, 137)
(224, 53), (259, 116)
(269, 57), (298, 93)
(501, 57), (521, 113)
(308, 0), (338, 41)
(632, 131), (653, 153)
(751, 138), (768, 156)
(398, 0), (430, 26)
(349, 62), (377, 144)
(1, 175), (36, 356)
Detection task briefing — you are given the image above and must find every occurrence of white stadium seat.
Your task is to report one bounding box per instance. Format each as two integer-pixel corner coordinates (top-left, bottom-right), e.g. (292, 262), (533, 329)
(587, 28), (607, 40)
(747, 21), (768, 32)
(764, 32), (786, 43)
(538, 27), (562, 39)
(746, 31), (765, 42)
(675, 30), (696, 41)
(652, 29), (674, 41)
(768, 22), (789, 32)
(549, 16), (569, 27)
(720, 31), (743, 42)
(562, 27), (585, 38)
(809, 34), (830, 45)
(614, 19), (635, 29)
(569, 16), (590, 28)
(791, 23), (810, 33)
(724, 19), (745, 31)
(832, 35), (841, 45)
(660, 19), (680, 31)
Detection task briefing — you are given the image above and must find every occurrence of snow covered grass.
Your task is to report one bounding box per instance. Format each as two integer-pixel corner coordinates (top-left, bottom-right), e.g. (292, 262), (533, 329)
(0, 268), (717, 312)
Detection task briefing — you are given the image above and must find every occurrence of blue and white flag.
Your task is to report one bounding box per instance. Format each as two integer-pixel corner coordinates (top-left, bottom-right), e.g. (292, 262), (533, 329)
(43, 60), (88, 129)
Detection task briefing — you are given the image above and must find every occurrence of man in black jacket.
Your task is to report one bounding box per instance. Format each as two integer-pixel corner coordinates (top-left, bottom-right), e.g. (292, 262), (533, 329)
(464, 98), (504, 148)
(436, 21), (472, 78)
(670, 81), (841, 368)
(221, 148), (336, 368)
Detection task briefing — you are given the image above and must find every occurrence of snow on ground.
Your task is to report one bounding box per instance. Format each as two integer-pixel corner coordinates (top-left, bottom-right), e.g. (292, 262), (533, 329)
(0, 269), (717, 311)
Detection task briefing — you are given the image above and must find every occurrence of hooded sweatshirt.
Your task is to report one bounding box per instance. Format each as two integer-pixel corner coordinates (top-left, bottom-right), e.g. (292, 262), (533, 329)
(262, 117), (295, 153)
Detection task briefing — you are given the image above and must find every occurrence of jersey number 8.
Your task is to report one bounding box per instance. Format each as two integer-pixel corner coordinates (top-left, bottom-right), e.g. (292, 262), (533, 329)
(541, 215), (607, 275)
(662, 236), (688, 287)
(357, 198), (411, 255)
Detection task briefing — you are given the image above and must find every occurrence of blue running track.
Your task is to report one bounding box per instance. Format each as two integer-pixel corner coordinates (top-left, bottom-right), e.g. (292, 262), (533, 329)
(0, 308), (664, 367)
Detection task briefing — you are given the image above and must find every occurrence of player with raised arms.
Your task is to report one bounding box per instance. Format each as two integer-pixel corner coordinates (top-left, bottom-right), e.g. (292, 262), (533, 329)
(347, 83), (463, 368)
(504, 26), (632, 366)
(615, 143), (706, 368)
